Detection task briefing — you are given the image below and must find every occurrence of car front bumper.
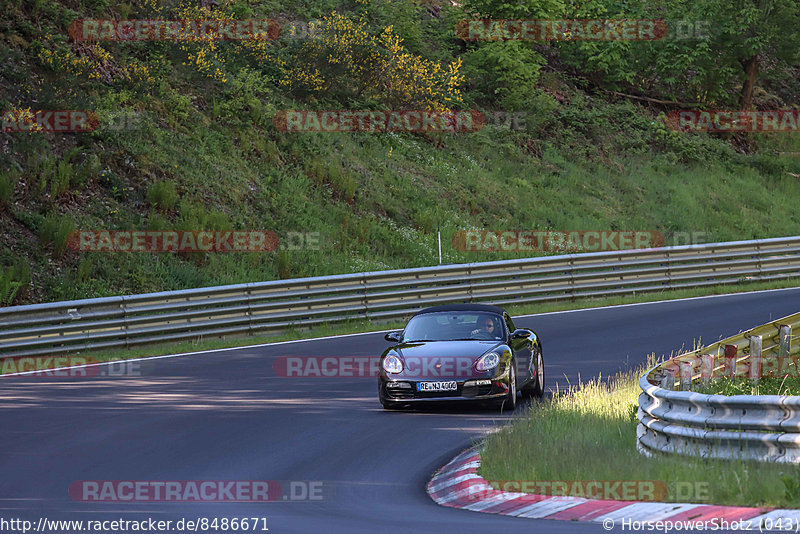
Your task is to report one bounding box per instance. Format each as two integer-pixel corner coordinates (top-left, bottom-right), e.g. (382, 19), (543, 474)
(379, 378), (509, 403)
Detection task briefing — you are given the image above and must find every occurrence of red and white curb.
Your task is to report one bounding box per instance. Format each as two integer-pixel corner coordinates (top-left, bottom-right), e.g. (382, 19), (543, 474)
(427, 447), (800, 527)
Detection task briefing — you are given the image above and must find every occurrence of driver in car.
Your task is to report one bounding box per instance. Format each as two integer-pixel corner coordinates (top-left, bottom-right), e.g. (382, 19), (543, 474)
(470, 316), (500, 338)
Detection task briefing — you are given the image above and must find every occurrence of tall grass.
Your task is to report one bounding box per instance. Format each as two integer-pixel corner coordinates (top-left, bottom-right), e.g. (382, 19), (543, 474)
(695, 377), (800, 396)
(50, 160), (72, 198)
(0, 259), (30, 306)
(479, 364), (800, 508)
(146, 180), (179, 212)
(0, 172), (15, 207)
(39, 213), (76, 257)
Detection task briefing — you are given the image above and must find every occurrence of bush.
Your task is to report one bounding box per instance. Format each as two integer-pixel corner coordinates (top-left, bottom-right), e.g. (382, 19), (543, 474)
(175, 200), (230, 231)
(39, 213), (76, 257)
(76, 257), (92, 283)
(462, 41), (545, 110)
(51, 160), (72, 198)
(281, 11), (464, 110)
(327, 162), (357, 203)
(75, 154), (100, 187)
(265, 141), (282, 165)
(277, 249), (292, 279)
(146, 212), (171, 231)
(305, 159), (327, 187)
(0, 172), (16, 207)
(147, 180), (179, 212)
(26, 155), (55, 198)
(0, 258), (30, 306)
(413, 209), (437, 233)
(0, 270), (21, 306)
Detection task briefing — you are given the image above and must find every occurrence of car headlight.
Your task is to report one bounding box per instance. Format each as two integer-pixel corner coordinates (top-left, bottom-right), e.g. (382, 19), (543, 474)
(475, 351), (500, 372)
(383, 353), (403, 374)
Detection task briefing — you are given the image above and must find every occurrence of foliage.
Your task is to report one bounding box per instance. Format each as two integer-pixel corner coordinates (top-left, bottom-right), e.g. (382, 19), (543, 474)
(481, 365), (800, 508)
(51, 160), (72, 198)
(462, 40), (545, 109)
(0, 257), (31, 306)
(557, 0), (800, 106)
(167, 1), (283, 83)
(39, 212), (75, 258)
(0, 0), (798, 305)
(461, 0), (565, 18)
(281, 11), (464, 110)
(0, 172), (16, 208)
(694, 377), (800, 396)
(147, 181), (179, 212)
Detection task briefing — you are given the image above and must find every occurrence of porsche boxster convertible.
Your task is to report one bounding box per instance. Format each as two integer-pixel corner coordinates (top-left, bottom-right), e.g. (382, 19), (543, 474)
(378, 304), (544, 410)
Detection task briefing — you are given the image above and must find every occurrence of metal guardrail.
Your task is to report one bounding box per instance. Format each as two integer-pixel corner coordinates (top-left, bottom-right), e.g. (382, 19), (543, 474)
(2, 236), (800, 358)
(637, 312), (800, 463)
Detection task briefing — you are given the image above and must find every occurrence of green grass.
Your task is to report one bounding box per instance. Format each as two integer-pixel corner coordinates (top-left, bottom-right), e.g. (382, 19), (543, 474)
(2, 1), (800, 306)
(694, 377), (800, 396)
(479, 362), (800, 508)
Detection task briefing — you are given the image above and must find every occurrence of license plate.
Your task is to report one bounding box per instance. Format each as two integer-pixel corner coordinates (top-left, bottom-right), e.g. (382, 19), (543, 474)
(417, 381), (457, 392)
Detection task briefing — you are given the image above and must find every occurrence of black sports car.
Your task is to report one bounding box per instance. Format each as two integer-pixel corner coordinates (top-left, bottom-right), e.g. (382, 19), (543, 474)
(378, 304), (544, 410)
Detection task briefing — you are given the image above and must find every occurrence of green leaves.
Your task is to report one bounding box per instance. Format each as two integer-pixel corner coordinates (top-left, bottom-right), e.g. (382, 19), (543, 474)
(547, 0), (800, 108)
(462, 0), (566, 18)
(0, 258), (30, 307)
(462, 40), (545, 109)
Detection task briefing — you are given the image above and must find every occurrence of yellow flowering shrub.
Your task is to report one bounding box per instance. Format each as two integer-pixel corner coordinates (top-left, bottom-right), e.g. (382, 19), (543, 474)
(2, 107), (44, 133)
(119, 59), (155, 85)
(38, 47), (95, 78)
(38, 42), (154, 85)
(281, 12), (463, 110)
(173, 1), (284, 84)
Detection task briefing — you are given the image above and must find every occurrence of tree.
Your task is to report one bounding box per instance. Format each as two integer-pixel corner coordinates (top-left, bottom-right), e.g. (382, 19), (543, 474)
(712, 0), (800, 110)
(640, 0), (800, 109)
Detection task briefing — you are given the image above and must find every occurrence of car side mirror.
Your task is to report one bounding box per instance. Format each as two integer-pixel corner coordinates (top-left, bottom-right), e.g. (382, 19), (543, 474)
(511, 329), (530, 339)
(385, 331), (402, 343)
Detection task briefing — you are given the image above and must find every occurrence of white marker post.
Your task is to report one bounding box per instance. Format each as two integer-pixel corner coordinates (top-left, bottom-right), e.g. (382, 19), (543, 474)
(437, 226), (442, 265)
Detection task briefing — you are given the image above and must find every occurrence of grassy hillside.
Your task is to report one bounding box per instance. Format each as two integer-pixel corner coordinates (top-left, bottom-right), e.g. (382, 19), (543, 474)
(1, 0), (800, 306)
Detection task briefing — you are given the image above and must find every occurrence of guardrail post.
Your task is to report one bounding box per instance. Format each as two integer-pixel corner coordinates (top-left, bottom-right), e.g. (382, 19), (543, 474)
(779, 324), (792, 375)
(700, 354), (714, 385)
(246, 285), (253, 336)
(361, 274), (370, 319)
(664, 248), (672, 289)
(467, 265), (474, 303)
(749, 335), (762, 385)
(568, 257), (575, 300)
(679, 361), (693, 391)
(119, 300), (129, 349)
(661, 368), (675, 390)
(724, 344), (737, 380)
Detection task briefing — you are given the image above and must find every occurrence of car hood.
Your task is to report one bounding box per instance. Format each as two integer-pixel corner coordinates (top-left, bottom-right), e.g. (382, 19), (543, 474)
(385, 340), (506, 380)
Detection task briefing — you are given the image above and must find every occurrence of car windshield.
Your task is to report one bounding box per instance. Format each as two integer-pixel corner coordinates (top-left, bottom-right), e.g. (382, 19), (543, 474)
(402, 312), (505, 342)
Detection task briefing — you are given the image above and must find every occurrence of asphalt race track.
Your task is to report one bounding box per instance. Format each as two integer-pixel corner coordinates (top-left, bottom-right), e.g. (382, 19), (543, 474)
(2, 288), (799, 533)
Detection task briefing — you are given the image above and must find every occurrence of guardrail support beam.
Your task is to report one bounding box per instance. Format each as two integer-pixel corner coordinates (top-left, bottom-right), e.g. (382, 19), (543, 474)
(700, 354), (714, 385)
(679, 361), (693, 391)
(780, 324), (792, 376)
(724, 344), (737, 380)
(661, 368), (675, 390)
(749, 335), (762, 385)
